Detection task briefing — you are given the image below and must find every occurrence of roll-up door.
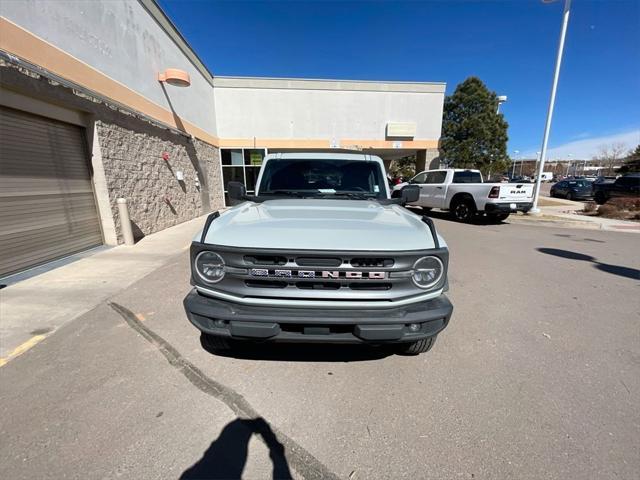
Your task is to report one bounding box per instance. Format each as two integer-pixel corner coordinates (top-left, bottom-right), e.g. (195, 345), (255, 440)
(0, 106), (102, 277)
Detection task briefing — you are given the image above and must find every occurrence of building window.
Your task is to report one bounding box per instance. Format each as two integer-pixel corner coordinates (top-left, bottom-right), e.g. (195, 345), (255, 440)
(221, 148), (267, 205)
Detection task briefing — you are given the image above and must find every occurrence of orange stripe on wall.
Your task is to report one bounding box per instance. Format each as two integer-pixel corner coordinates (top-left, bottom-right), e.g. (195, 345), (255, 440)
(0, 17), (440, 152)
(0, 17), (220, 146)
(219, 139), (439, 149)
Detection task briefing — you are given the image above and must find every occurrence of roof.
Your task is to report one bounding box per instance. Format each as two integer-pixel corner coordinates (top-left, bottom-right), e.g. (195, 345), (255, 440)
(213, 76), (446, 93)
(265, 152), (384, 162)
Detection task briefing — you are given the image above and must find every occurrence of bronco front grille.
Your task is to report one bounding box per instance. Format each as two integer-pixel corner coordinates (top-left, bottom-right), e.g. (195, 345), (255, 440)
(191, 244), (448, 303)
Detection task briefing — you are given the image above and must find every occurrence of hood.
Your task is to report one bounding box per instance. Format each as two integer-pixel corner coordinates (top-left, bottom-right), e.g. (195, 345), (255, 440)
(202, 199), (437, 251)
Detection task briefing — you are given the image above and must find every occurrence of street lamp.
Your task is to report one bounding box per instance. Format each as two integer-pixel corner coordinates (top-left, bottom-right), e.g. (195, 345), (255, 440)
(497, 95), (508, 114)
(566, 153), (573, 176)
(530, 0), (572, 214)
(512, 150), (520, 178)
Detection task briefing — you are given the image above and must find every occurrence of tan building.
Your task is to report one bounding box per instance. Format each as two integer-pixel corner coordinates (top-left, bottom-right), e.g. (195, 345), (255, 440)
(0, 0), (445, 277)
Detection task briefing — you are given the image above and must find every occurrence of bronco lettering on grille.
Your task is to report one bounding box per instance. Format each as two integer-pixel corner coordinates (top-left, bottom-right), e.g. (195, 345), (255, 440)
(249, 269), (387, 279)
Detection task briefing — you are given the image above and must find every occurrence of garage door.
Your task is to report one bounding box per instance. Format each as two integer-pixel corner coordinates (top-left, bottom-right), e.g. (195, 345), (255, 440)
(0, 106), (102, 277)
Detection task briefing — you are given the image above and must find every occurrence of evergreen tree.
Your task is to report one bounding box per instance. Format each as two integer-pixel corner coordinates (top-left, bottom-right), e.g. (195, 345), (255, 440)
(440, 77), (510, 176)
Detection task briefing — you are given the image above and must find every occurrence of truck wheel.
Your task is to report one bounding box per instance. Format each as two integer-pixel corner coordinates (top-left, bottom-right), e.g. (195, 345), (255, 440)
(397, 336), (436, 355)
(489, 213), (510, 223)
(594, 191), (607, 205)
(200, 333), (232, 353)
(450, 198), (475, 222)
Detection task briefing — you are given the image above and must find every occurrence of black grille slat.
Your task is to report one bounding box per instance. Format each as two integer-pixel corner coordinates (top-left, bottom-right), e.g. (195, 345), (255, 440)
(295, 257), (342, 267)
(296, 282), (341, 290)
(349, 283), (392, 291)
(245, 280), (287, 288)
(350, 258), (394, 268)
(244, 255), (287, 266)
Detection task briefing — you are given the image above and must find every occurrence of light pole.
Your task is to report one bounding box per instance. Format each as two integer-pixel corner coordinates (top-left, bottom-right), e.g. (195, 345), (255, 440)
(512, 150), (519, 178)
(530, 0), (571, 214)
(566, 153), (573, 177)
(497, 95), (508, 114)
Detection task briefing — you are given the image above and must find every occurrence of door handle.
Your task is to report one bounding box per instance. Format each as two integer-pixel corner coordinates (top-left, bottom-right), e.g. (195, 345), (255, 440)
(436, 186), (443, 189)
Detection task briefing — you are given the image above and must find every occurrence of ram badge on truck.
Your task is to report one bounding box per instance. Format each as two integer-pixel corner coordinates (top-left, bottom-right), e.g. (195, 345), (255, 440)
(184, 153), (453, 355)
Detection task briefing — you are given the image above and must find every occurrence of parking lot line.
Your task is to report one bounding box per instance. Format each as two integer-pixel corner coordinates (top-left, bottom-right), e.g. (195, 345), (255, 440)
(0, 334), (46, 367)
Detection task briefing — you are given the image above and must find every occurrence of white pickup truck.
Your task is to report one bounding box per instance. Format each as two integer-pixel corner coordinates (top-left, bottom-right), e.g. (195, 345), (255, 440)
(394, 169), (534, 222)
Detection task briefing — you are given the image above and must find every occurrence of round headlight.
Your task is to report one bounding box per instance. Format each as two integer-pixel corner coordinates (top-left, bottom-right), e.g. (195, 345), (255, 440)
(412, 256), (444, 289)
(195, 251), (225, 283)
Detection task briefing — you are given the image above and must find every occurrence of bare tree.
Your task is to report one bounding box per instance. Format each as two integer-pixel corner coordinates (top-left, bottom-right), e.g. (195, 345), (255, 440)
(593, 142), (627, 175)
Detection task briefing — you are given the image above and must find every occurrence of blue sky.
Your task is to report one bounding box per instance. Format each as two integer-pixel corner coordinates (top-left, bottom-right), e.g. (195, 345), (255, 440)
(158, 0), (640, 159)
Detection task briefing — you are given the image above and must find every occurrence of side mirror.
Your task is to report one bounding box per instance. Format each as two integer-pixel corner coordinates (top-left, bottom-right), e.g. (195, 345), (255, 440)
(227, 181), (247, 206)
(401, 184), (420, 204)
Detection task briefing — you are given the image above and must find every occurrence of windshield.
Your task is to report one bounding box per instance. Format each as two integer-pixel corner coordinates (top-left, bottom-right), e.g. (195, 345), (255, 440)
(257, 159), (386, 198)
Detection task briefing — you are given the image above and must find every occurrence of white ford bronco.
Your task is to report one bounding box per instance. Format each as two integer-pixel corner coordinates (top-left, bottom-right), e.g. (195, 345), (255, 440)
(184, 153), (453, 355)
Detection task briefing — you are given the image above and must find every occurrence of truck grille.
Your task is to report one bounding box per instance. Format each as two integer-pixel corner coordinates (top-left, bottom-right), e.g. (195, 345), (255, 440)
(194, 246), (447, 303)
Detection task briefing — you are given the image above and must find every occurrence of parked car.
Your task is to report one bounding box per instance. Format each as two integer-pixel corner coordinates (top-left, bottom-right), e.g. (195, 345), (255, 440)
(532, 171), (554, 182)
(395, 168), (534, 222)
(592, 173), (640, 204)
(593, 176), (617, 185)
(550, 179), (593, 200)
(184, 153), (453, 356)
(509, 175), (531, 183)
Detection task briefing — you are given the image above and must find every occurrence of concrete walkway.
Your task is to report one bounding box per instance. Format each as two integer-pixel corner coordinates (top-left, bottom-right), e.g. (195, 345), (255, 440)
(0, 215), (207, 362)
(510, 196), (640, 232)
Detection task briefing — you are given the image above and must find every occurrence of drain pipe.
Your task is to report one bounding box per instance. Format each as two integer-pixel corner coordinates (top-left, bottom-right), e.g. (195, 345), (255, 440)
(117, 198), (135, 246)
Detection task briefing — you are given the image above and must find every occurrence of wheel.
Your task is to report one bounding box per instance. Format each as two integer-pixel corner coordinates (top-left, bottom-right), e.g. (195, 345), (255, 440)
(489, 213), (510, 223)
(594, 191), (607, 205)
(421, 206), (432, 213)
(550, 190), (556, 198)
(450, 198), (475, 222)
(200, 333), (233, 353)
(397, 336), (437, 355)
(566, 192), (574, 201)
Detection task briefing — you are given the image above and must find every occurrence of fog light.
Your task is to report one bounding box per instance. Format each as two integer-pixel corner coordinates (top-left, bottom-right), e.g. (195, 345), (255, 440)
(214, 319), (226, 328)
(409, 323), (421, 332)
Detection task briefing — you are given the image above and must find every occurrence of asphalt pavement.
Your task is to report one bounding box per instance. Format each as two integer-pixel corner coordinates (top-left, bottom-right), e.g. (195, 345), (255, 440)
(1, 218), (638, 479)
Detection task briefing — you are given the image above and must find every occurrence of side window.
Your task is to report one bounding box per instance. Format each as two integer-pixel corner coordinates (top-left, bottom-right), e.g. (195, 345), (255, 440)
(411, 172), (427, 184)
(452, 171), (482, 183)
(426, 171), (447, 184)
(558, 182), (567, 188)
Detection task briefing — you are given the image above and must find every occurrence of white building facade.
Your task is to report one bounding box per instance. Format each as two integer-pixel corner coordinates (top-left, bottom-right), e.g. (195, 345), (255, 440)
(0, 0), (445, 277)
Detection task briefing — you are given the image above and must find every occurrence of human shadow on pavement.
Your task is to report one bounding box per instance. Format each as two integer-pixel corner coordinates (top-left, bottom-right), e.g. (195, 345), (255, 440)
(537, 248), (640, 281)
(180, 418), (293, 480)
(204, 339), (395, 362)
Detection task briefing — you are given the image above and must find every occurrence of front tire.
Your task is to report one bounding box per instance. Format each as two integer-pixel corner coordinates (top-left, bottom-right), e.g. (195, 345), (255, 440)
(200, 333), (233, 353)
(594, 191), (607, 205)
(450, 198), (476, 222)
(566, 192), (574, 201)
(397, 336), (437, 355)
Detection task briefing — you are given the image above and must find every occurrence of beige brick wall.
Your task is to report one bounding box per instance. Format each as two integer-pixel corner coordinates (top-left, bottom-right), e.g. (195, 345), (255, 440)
(96, 121), (223, 242)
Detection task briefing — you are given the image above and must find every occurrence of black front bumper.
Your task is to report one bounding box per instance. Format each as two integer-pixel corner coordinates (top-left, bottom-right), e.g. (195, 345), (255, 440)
(184, 289), (453, 344)
(484, 202), (533, 214)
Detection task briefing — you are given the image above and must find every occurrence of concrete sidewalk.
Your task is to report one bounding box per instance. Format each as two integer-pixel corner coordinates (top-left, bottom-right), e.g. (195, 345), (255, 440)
(510, 197), (640, 232)
(0, 215), (207, 363)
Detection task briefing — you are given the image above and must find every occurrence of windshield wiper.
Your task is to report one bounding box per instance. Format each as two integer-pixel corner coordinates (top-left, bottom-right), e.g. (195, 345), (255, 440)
(260, 190), (308, 198)
(314, 192), (377, 200)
